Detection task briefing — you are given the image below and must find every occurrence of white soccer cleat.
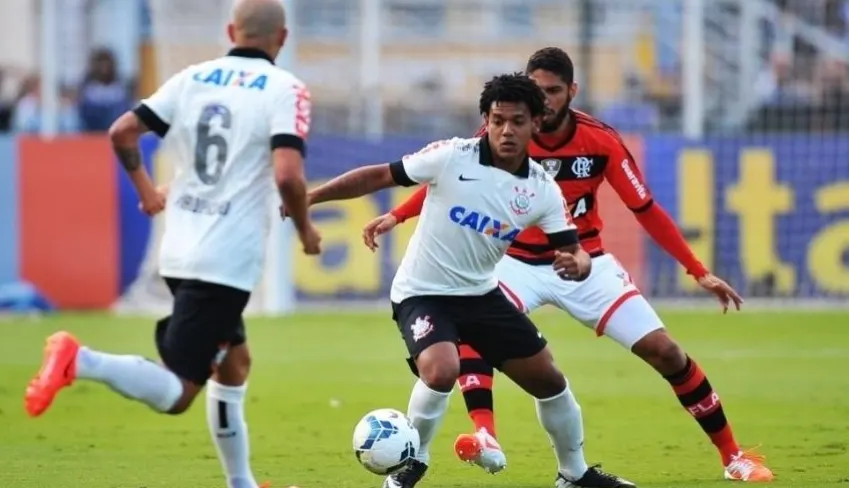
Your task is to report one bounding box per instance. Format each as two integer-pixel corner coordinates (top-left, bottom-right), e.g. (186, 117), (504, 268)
(454, 428), (507, 474)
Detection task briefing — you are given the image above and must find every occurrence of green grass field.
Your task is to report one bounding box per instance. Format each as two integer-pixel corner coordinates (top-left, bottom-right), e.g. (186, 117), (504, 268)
(0, 310), (847, 488)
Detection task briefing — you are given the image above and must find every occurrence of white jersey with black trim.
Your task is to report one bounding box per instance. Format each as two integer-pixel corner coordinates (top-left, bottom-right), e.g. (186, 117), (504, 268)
(388, 136), (577, 302)
(134, 47), (311, 292)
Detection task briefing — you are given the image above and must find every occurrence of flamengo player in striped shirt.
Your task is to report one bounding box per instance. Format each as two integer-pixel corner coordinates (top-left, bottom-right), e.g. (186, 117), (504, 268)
(363, 48), (773, 483)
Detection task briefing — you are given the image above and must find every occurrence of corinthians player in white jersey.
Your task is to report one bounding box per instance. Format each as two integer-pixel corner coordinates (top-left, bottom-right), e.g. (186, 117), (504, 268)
(302, 73), (636, 488)
(23, 1), (319, 487)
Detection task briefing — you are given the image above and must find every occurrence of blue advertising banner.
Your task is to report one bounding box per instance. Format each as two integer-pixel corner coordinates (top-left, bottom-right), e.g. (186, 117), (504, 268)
(293, 135), (429, 300)
(644, 134), (849, 298)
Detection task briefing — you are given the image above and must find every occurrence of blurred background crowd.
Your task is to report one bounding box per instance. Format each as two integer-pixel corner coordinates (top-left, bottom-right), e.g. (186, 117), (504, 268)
(0, 0), (847, 137)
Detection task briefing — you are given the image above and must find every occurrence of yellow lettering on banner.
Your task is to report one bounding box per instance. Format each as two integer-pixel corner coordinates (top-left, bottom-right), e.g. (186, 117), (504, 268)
(390, 186), (421, 266)
(807, 183), (849, 294)
(677, 149), (714, 291)
(725, 149), (795, 294)
(293, 192), (381, 294)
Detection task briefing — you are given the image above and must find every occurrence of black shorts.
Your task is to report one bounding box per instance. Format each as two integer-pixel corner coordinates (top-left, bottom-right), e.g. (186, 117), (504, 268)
(155, 277), (250, 385)
(391, 288), (547, 371)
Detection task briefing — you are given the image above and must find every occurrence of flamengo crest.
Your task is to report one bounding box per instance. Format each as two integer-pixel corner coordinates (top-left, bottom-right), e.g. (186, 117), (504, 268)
(571, 157), (594, 178)
(509, 186), (535, 216)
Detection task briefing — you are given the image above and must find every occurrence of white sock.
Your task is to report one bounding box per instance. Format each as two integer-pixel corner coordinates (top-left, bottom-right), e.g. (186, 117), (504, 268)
(406, 379), (451, 464)
(207, 380), (258, 488)
(76, 346), (182, 412)
(535, 385), (589, 481)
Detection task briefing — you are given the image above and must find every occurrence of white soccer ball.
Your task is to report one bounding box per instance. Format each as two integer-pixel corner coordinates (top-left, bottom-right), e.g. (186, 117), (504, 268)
(353, 408), (420, 475)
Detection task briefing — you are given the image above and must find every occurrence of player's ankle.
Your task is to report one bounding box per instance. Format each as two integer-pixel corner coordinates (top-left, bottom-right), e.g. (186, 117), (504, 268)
(719, 444), (741, 465)
(226, 475), (258, 488)
(469, 410), (497, 438)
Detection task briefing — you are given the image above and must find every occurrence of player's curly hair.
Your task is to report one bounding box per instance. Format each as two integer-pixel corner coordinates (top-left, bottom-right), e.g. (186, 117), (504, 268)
(526, 47), (575, 84)
(478, 72), (546, 118)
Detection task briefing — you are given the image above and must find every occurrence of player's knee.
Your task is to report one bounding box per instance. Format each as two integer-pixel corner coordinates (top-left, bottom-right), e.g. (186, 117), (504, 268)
(503, 348), (567, 399)
(632, 329), (687, 375)
(415, 342), (461, 392)
(166, 380), (203, 414)
(213, 345), (252, 385)
(533, 367), (568, 399)
(419, 362), (459, 392)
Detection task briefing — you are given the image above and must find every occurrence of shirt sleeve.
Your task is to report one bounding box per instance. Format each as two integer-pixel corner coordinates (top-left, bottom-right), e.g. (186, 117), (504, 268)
(537, 179), (577, 235)
(133, 69), (188, 137)
(269, 81), (311, 156)
(603, 142), (654, 212)
(388, 139), (454, 187)
(390, 185), (428, 222)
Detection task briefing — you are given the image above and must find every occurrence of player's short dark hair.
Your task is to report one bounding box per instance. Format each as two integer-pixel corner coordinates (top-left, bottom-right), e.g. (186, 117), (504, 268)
(478, 72), (546, 118)
(526, 47), (574, 84)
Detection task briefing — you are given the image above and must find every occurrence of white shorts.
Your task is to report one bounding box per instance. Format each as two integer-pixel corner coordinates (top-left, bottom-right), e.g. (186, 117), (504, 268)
(495, 254), (664, 349)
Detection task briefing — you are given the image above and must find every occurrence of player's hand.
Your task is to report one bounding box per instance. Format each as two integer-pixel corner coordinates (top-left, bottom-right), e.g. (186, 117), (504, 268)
(697, 273), (743, 313)
(553, 249), (591, 281)
(138, 188), (166, 216)
(362, 213), (398, 252)
(297, 223), (322, 255)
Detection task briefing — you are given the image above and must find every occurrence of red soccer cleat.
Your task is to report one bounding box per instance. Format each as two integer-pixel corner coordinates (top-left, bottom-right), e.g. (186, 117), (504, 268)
(24, 331), (80, 417)
(724, 448), (774, 482)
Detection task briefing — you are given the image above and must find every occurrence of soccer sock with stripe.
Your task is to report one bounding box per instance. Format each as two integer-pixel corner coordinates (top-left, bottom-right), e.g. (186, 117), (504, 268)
(457, 344), (498, 437)
(406, 379), (452, 464)
(75, 347), (183, 412)
(207, 380), (259, 488)
(665, 356), (740, 465)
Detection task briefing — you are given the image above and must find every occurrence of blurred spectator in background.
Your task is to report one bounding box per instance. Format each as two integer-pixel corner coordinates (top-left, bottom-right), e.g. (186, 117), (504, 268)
(598, 73), (659, 132)
(815, 56), (849, 130)
(77, 48), (133, 132)
(0, 69), (13, 132)
(754, 51), (813, 107)
(11, 75), (80, 134)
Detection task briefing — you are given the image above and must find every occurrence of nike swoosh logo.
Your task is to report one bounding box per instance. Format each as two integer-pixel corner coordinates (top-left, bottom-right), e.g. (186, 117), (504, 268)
(458, 175), (479, 181)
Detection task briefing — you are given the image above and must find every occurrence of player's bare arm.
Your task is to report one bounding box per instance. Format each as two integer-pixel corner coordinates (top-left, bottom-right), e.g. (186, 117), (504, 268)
(307, 163), (398, 205)
(274, 146), (320, 254)
(108, 112), (164, 216)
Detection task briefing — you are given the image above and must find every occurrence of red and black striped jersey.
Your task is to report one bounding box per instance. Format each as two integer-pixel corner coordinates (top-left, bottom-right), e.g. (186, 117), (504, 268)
(505, 110), (652, 264)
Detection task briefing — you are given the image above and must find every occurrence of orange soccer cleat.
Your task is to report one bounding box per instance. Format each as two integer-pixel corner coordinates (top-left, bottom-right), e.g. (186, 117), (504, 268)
(724, 448), (774, 482)
(454, 428), (507, 474)
(24, 331), (80, 417)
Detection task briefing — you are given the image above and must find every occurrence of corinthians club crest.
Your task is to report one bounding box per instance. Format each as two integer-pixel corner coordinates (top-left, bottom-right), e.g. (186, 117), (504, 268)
(509, 186), (535, 215)
(540, 158), (562, 177)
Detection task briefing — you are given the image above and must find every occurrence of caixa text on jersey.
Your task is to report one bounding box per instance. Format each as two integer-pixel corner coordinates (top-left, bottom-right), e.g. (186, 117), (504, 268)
(449, 206), (520, 242)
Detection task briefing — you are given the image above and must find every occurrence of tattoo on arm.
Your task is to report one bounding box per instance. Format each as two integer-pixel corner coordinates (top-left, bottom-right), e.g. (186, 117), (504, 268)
(115, 146), (143, 172)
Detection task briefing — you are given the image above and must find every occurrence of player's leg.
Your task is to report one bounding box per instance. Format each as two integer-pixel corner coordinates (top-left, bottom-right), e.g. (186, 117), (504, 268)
(621, 317), (772, 481)
(465, 290), (635, 488)
(453, 257), (547, 472)
(457, 343), (496, 436)
(454, 343), (506, 473)
(202, 290), (260, 488)
(580, 256), (772, 482)
(385, 297), (462, 488)
(25, 326), (189, 416)
(23, 278), (231, 417)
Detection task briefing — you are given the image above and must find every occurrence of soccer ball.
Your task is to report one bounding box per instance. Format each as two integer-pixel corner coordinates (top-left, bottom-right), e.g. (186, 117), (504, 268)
(352, 408), (420, 475)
